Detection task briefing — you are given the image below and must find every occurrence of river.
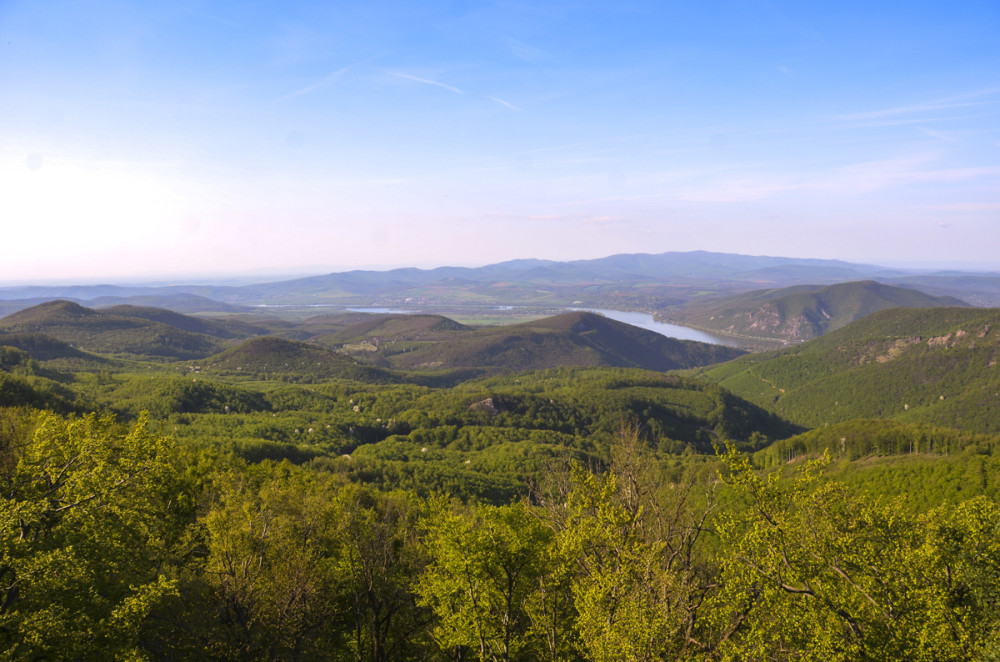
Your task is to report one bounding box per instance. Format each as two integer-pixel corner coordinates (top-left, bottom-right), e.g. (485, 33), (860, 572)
(571, 308), (739, 347)
(344, 305), (737, 347)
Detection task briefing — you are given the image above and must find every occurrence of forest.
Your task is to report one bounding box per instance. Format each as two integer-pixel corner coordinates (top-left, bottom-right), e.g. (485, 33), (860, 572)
(1, 302), (999, 660)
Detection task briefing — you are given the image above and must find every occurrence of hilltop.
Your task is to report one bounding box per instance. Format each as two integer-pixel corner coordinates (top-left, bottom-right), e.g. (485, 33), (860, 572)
(331, 311), (745, 374)
(98, 304), (271, 339)
(322, 313), (470, 345)
(666, 280), (968, 345)
(0, 302), (743, 381)
(0, 300), (229, 360)
(697, 307), (1000, 434)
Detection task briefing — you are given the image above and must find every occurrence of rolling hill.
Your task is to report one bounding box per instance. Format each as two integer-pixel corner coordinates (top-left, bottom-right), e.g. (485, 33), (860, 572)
(350, 311), (746, 373)
(697, 307), (1000, 434)
(0, 302), (742, 381)
(0, 331), (97, 363)
(98, 304), (270, 339)
(196, 336), (405, 384)
(667, 280), (968, 344)
(323, 313), (470, 345)
(0, 300), (229, 359)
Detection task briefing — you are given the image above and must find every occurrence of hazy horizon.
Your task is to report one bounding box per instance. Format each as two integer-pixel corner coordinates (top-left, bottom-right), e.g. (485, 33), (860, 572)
(3, 1), (998, 283)
(2, 249), (1000, 290)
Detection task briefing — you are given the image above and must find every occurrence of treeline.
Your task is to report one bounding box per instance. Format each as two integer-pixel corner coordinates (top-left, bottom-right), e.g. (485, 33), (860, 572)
(2, 408), (998, 660)
(758, 418), (1000, 465)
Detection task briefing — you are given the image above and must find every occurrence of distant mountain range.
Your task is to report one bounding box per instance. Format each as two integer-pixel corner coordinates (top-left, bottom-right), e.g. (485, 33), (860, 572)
(3, 251), (999, 316)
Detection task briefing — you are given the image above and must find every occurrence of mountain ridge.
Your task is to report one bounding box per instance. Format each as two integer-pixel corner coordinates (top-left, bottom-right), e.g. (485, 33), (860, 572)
(666, 280), (968, 344)
(697, 306), (1000, 434)
(4, 251), (996, 313)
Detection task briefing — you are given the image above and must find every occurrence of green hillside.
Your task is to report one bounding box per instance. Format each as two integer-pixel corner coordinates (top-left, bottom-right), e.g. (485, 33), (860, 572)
(0, 331), (97, 362)
(196, 336), (406, 384)
(668, 280), (967, 344)
(360, 311), (745, 373)
(327, 313), (469, 341)
(0, 303), (744, 385)
(698, 307), (1000, 433)
(0, 300), (226, 359)
(99, 304), (270, 339)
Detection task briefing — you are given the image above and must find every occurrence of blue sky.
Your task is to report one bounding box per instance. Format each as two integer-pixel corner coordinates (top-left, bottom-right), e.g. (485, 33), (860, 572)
(1, 0), (998, 283)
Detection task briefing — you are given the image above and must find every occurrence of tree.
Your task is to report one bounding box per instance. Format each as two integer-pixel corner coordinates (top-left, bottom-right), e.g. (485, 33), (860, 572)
(531, 424), (718, 661)
(711, 445), (1000, 661)
(201, 466), (348, 660)
(337, 486), (431, 662)
(416, 500), (556, 662)
(0, 412), (184, 659)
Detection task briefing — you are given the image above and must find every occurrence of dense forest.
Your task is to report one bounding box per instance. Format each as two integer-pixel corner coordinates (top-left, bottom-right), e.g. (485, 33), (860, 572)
(1, 302), (999, 660)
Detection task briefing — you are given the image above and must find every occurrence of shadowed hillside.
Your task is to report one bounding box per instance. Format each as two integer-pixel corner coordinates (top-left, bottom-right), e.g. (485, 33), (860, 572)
(99, 304), (270, 339)
(196, 336), (406, 384)
(667, 280), (968, 344)
(323, 313), (470, 343)
(698, 307), (1000, 433)
(376, 311), (745, 373)
(0, 300), (225, 359)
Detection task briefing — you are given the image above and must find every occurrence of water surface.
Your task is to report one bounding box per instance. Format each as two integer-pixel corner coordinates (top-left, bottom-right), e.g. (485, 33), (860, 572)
(571, 308), (739, 347)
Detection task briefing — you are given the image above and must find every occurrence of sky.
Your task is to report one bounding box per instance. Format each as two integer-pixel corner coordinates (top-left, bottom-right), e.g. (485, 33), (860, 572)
(1, 0), (999, 284)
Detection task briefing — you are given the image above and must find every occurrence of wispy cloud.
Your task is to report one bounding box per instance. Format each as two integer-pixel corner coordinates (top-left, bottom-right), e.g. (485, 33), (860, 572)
(669, 156), (1000, 203)
(488, 96), (521, 111)
(835, 88), (1000, 122)
(279, 62), (360, 100)
(386, 71), (463, 95)
(551, 155), (1000, 207)
(506, 39), (549, 62)
(917, 127), (958, 142)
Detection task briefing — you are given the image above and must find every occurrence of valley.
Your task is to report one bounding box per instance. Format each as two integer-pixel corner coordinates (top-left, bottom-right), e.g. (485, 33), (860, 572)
(2, 251), (999, 660)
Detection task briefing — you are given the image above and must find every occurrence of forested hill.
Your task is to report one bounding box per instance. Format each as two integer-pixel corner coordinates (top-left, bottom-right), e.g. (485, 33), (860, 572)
(321, 313), (471, 344)
(666, 280), (968, 345)
(697, 306), (1000, 433)
(334, 311), (746, 374)
(0, 300), (228, 359)
(196, 336), (407, 384)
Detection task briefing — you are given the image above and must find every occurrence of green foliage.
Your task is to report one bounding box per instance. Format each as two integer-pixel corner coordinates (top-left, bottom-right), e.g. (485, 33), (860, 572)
(702, 307), (1000, 434)
(757, 418), (1000, 465)
(0, 372), (79, 412)
(197, 336), (404, 384)
(560, 469), (685, 660)
(417, 500), (556, 661)
(711, 446), (1000, 661)
(0, 300), (223, 359)
(181, 464), (432, 661)
(6, 298), (1000, 659)
(200, 468), (349, 659)
(94, 375), (271, 418)
(0, 412), (187, 659)
(379, 311), (744, 375)
(73, 366), (790, 501)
